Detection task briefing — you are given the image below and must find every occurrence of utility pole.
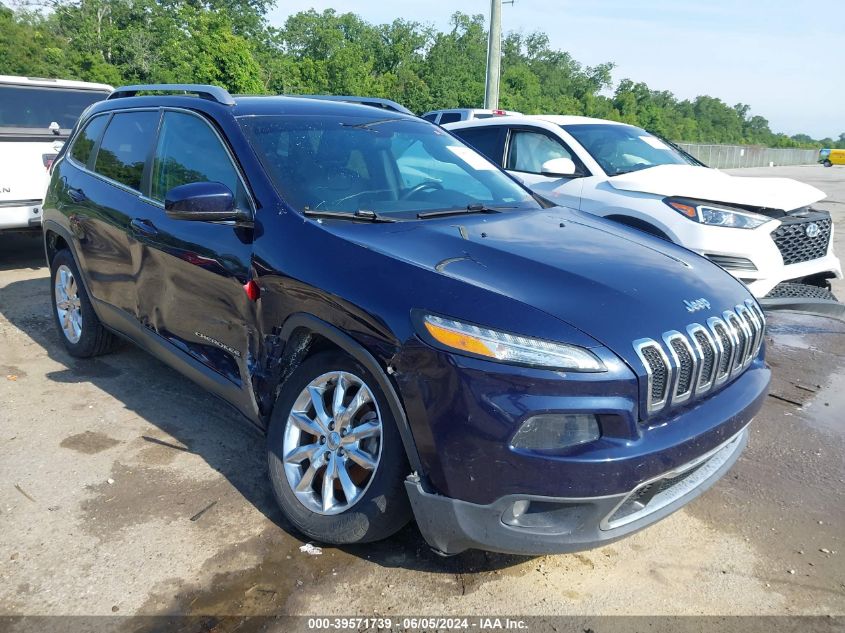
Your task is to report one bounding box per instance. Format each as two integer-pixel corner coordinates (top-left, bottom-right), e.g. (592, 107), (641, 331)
(484, 0), (502, 110)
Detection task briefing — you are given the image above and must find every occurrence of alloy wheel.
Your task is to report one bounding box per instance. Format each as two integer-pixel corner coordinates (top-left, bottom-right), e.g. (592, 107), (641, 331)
(54, 264), (83, 344)
(282, 371), (383, 515)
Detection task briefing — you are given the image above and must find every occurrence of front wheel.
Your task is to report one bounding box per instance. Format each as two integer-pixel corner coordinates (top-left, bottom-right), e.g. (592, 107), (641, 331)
(824, 160), (832, 167)
(267, 351), (411, 544)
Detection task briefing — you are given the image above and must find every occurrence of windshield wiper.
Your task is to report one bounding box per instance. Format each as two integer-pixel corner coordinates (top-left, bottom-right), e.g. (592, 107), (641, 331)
(302, 209), (397, 223)
(417, 203), (515, 219)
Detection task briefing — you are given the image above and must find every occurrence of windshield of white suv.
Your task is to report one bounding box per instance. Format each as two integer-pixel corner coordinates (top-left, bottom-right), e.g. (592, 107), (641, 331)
(0, 86), (109, 134)
(240, 115), (539, 219)
(562, 123), (693, 177)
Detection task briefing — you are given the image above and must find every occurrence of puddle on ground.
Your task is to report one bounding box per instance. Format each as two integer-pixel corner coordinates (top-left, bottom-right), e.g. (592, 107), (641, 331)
(60, 430), (121, 454)
(766, 321), (842, 350)
(798, 368), (845, 437)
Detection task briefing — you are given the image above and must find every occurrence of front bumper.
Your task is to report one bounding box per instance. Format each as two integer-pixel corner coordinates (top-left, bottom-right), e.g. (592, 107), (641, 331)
(0, 201), (43, 230)
(745, 252), (842, 297)
(396, 330), (769, 554)
(678, 214), (842, 298)
(407, 427), (748, 555)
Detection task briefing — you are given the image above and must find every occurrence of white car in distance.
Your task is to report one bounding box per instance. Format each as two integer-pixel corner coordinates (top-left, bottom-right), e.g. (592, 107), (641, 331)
(421, 108), (521, 125)
(0, 75), (112, 233)
(445, 115), (842, 299)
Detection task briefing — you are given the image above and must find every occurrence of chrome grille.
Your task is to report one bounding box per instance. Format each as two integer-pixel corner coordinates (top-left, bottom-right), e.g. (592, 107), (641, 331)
(688, 325), (716, 392)
(664, 332), (696, 404)
(634, 341), (671, 413)
(710, 318), (734, 380)
(671, 339), (694, 395)
(633, 302), (765, 416)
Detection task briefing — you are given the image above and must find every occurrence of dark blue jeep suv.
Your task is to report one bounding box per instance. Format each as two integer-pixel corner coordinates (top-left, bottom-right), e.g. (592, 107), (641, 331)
(42, 84), (770, 555)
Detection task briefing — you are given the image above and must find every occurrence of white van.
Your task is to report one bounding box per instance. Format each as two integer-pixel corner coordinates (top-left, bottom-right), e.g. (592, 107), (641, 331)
(0, 76), (112, 232)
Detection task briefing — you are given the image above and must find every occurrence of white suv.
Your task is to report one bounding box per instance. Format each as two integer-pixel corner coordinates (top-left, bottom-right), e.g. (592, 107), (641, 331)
(445, 115), (842, 298)
(421, 108), (521, 125)
(0, 76), (112, 233)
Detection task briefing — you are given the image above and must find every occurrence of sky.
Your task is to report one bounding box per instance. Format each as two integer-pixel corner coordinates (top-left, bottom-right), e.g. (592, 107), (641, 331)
(268, 0), (843, 140)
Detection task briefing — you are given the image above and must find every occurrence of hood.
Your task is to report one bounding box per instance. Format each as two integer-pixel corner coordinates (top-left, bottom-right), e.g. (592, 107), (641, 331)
(608, 164), (825, 212)
(325, 207), (754, 369)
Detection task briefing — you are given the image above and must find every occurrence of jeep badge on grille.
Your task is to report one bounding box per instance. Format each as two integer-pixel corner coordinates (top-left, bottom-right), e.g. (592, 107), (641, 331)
(684, 298), (711, 313)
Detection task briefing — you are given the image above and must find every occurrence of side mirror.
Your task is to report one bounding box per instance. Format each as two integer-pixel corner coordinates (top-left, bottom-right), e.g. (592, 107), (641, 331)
(541, 157), (577, 177)
(164, 182), (247, 222)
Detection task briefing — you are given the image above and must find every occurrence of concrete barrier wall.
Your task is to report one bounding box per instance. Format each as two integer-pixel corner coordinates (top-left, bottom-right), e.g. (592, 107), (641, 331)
(676, 143), (819, 169)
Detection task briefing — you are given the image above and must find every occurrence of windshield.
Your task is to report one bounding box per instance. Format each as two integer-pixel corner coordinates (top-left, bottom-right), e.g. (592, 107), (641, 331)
(240, 115), (539, 218)
(562, 123), (693, 177)
(0, 86), (109, 133)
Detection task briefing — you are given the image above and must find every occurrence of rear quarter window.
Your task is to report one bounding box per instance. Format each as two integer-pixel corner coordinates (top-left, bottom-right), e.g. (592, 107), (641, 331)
(452, 127), (505, 165)
(70, 115), (110, 167)
(94, 111), (160, 191)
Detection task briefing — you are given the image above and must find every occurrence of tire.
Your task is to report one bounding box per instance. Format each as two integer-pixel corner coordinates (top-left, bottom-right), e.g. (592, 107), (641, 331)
(50, 249), (120, 357)
(823, 160), (832, 167)
(267, 350), (412, 544)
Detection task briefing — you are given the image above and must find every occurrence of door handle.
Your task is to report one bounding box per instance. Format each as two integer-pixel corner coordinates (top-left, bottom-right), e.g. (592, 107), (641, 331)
(67, 187), (87, 203)
(130, 218), (159, 236)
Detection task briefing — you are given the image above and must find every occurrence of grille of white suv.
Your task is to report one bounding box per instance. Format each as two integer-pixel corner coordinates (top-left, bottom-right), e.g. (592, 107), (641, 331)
(772, 217), (832, 265)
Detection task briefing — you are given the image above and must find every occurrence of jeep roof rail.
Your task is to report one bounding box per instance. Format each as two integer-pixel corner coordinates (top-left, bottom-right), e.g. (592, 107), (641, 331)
(108, 84), (235, 106)
(292, 94), (414, 115)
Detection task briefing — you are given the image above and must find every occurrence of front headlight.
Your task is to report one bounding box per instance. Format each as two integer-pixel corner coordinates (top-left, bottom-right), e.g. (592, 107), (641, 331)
(664, 198), (769, 229)
(420, 314), (606, 371)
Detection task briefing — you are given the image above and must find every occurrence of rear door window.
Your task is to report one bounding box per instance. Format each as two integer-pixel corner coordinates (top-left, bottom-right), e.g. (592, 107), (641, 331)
(452, 127), (506, 165)
(93, 111), (160, 191)
(70, 115), (109, 168)
(150, 111), (248, 207)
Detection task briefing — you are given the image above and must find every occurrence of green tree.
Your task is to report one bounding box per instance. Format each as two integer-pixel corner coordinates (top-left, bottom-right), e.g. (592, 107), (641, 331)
(0, 5), (831, 148)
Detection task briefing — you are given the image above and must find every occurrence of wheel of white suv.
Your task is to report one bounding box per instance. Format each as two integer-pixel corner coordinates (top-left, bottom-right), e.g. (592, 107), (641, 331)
(50, 249), (120, 357)
(267, 350), (411, 544)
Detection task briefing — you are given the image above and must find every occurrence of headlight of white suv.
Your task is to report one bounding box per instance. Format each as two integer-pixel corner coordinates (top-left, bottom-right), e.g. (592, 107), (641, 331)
(420, 314), (606, 372)
(664, 198), (770, 229)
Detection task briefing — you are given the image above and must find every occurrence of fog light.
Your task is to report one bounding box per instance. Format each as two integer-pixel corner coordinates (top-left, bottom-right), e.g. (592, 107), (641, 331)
(510, 414), (600, 450)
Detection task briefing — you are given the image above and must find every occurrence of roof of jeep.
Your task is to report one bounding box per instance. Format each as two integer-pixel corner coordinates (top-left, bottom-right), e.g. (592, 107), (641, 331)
(231, 95), (411, 119)
(84, 93), (415, 123)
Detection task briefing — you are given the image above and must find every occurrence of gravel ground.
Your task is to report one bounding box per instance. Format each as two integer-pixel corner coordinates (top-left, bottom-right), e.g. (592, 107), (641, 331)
(0, 165), (843, 627)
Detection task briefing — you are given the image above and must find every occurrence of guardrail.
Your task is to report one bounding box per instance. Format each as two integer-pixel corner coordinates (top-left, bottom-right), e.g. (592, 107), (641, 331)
(676, 143), (819, 169)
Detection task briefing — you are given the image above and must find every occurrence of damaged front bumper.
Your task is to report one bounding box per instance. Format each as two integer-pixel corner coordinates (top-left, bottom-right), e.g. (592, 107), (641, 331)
(406, 427), (748, 556)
